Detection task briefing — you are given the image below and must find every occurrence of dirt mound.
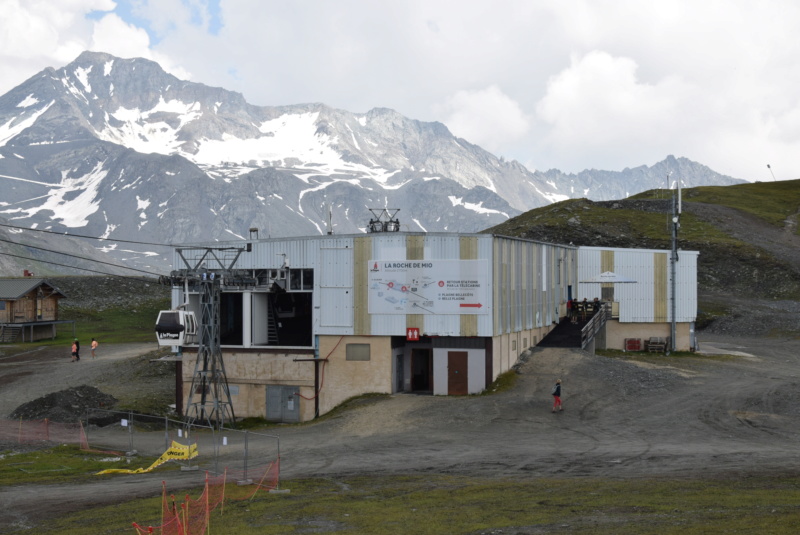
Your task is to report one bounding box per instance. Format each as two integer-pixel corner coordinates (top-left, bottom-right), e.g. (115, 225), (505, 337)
(10, 385), (118, 424)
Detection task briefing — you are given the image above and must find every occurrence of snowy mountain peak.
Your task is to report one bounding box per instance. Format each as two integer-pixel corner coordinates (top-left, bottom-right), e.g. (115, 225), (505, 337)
(0, 51), (744, 275)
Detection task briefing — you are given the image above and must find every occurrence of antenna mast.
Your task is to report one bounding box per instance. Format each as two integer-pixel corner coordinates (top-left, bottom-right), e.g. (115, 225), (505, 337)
(670, 176), (681, 352)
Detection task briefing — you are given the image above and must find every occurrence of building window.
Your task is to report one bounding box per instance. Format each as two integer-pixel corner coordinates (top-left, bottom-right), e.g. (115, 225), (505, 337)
(0, 302), (5, 311)
(289, 269), (314, 291)
(346, 343), (371, 361)
(512, 340), (517, 351)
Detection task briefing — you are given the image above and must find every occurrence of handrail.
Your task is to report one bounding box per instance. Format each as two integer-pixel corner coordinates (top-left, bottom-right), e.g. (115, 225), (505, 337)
(581, 302), (611, 350)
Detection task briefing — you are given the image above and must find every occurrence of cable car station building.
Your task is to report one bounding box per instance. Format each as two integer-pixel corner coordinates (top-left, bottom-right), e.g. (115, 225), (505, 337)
(167, 230), (697, 423)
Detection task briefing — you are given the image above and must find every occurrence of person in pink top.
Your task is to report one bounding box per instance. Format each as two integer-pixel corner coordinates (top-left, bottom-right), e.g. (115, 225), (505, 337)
(91, 338), (98, 358)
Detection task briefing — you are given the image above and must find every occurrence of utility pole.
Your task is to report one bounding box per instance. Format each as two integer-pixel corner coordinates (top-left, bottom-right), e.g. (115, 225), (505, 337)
(670, 179), (681, 352)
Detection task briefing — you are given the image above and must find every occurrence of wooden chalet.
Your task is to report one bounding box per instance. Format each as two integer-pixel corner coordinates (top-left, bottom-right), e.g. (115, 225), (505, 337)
(0, 279), (73, 342)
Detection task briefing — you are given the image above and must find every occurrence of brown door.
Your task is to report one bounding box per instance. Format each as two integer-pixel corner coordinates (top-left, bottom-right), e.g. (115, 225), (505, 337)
(448, 351), (469, 395)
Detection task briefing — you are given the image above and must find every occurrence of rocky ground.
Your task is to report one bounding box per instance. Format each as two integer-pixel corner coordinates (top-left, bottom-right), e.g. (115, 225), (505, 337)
(52, 276), (169, 311)
(0, 343), (173, 439)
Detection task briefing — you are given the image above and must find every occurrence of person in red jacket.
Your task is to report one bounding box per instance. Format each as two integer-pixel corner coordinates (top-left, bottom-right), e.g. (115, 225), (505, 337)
(551, 379), (563, 412)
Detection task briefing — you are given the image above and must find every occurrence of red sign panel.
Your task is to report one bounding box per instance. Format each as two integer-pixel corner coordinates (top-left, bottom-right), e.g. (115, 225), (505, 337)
(406, 327), (420, 341)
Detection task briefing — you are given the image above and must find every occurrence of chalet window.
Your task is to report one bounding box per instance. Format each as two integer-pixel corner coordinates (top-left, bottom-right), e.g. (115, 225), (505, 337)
(0, 302), (5, 310)
(346, 343), (370, 361)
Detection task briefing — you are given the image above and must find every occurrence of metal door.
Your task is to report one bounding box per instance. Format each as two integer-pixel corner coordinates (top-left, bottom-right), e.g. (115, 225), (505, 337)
(266, 385), (300, 422)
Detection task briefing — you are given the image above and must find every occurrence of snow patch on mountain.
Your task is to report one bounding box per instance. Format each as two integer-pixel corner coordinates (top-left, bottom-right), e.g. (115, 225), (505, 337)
(193, 112), (400, 184)
(74, 66), (93, 93)
(16, 94), (39, 108)
(95, 98), (203, 155)
(0, 161), (108, 227)
(0, 101), (54, 146)
(530, 183), (569, 204)
(448, 196), (509, 217)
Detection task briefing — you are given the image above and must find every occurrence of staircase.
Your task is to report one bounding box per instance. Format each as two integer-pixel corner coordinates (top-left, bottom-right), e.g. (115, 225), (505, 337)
(538, 318), (585, 348)
(0, 325), (22, 343)
(267, 300), (280, 345)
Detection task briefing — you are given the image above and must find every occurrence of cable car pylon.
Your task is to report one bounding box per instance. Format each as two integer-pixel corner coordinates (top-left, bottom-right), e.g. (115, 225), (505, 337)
(156, 245), (253, 430)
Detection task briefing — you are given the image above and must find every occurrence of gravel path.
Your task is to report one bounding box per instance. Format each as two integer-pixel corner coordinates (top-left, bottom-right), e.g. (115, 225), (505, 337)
(3, 334), (800, 531)
(0, 342), (166, 420)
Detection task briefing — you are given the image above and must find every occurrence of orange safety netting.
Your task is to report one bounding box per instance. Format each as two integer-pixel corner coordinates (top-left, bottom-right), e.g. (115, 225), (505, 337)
(132, 459), (280, 535)
(0, 418), (89, 450)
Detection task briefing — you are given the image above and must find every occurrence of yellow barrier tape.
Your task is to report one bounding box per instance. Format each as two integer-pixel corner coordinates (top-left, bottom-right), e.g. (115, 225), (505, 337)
(96, 441), (198, 475)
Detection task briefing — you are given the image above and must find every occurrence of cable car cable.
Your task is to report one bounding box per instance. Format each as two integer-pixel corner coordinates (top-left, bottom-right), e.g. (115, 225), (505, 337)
(0, 222), (176, 247)
(0, 251), (162, 283)
(0, 237), (163, 277)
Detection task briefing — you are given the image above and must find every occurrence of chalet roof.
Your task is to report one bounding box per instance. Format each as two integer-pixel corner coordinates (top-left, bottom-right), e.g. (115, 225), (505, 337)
(0, 279), (67, 300)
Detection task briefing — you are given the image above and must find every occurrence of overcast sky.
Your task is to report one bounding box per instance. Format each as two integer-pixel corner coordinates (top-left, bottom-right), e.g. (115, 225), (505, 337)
(2, 0), (798, 182)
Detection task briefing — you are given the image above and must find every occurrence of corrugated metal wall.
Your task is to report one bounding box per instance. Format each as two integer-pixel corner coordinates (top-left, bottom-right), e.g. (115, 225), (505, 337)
(492, 237), (576, 335)
(577, 246), (698, 322)
(171, 234), (578, 339)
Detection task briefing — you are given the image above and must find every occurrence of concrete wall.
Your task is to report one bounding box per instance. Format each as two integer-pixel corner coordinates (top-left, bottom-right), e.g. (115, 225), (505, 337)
(490, 322), (555, 381)
(317, 335), (394, 416)
(181, 349), (316, 421)
(605, 320), (692, 351)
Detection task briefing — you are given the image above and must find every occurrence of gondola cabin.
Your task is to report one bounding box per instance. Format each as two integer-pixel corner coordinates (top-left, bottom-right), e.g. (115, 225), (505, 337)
(155, 310), (197, 347)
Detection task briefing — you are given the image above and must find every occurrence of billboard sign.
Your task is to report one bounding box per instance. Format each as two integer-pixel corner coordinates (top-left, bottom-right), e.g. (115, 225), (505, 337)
(368, 259), (489, 315)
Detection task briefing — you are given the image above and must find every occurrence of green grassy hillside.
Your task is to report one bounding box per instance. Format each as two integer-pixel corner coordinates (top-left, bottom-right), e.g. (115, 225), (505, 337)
(484, 180), (800, 301)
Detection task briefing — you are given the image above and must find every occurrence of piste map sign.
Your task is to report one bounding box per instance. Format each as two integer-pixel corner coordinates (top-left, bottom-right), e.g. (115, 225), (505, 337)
(368, 259), (489, 314)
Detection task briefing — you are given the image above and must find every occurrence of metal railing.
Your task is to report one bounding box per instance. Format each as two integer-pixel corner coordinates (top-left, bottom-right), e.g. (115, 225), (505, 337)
(580, 302), (611, 350)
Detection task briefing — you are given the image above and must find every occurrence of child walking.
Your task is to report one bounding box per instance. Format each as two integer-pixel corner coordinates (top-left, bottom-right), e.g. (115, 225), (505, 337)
(551, 379), (563, 412)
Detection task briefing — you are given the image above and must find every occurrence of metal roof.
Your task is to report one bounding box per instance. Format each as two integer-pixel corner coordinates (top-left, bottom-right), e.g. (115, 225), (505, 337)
(0, 279), (67, 300)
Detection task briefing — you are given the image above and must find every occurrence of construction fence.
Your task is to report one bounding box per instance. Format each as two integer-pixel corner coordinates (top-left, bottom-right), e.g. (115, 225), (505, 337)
(0, 417), (87, 448)
(1, 411), (281, 484)
(2, 414), (284, 534)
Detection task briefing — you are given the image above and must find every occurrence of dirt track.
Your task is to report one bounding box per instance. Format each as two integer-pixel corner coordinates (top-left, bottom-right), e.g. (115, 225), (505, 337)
(2, 334), (800, 530)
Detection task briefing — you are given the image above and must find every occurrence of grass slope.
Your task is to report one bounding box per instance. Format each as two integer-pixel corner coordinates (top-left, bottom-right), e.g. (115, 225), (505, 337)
(483, 180), (800, 300)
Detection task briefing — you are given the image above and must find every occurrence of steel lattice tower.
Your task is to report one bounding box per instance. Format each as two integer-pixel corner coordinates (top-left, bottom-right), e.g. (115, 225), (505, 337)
(167, 246), (251, 429)
(185, 275), (236, 428)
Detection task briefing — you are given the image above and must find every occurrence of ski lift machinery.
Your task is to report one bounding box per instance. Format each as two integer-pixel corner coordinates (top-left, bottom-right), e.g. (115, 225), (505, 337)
(154, 244), (254, 429)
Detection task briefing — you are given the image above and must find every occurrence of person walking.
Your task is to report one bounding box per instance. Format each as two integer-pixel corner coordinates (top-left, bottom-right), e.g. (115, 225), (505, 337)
(91, 338), (98, 359)
(74, 338), (80, 361)
(71, 340), (78, 362)
(551, 379), (563, 412)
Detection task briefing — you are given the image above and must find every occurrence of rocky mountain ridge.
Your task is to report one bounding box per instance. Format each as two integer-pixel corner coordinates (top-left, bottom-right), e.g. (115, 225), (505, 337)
(0, 51), (743, 276)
